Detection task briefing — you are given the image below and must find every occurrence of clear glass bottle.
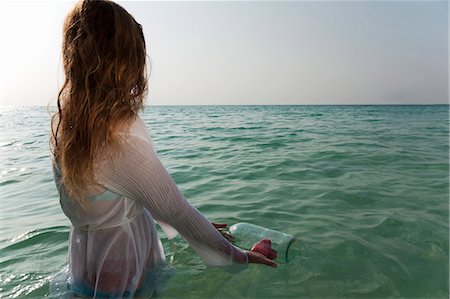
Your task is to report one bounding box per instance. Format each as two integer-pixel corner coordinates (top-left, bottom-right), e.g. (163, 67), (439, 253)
(229, 222), (299, 263)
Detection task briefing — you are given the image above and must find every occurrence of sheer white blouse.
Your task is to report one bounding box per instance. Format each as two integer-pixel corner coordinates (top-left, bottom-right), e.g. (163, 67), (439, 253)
(52, 115), (248, 298)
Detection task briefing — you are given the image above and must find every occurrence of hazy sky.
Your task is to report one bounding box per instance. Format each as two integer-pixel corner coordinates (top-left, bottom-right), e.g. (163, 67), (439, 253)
(1, 0), (448, 106)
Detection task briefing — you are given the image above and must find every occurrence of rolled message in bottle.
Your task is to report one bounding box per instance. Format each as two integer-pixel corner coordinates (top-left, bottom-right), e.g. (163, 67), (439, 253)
(229, 222), (299, 262)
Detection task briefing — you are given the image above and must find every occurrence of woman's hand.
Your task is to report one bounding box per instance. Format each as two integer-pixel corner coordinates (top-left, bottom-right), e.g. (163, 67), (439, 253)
(211, 223), (277, 267)
(212, 222), (234, 243)
(245, 250), (277, 268)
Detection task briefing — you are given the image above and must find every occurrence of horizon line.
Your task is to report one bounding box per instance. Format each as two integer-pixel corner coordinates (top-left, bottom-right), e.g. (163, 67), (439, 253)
(2, 103), (449, 108)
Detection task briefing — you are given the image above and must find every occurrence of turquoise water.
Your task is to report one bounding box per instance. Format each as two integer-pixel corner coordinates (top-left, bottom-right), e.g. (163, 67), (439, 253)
(1, 105), (448, 298)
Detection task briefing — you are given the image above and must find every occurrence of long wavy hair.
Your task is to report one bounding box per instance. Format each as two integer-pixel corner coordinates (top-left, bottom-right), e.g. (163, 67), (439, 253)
(51, 0), (148, 203)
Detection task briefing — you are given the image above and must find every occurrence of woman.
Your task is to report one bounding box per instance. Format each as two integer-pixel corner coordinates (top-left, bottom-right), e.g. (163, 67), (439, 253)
(50, 0), (276, 298)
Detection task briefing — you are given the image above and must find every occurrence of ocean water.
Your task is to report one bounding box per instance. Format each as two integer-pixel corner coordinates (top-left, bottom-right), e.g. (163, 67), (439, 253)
(0, 105), (448, 298)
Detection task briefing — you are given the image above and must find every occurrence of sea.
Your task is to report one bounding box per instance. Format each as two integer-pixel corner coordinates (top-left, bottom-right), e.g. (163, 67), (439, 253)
(1, 105), (448, 298)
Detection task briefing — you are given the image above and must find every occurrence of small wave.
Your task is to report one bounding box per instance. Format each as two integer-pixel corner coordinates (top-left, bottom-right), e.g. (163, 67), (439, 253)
(231, 126), (264, 130)
(362, 118), (385, 122)
(204, 127), (226, 131)
(0, 141), (16, 147)
(255, 141), (286, 149)
(0, 179), (21, 186)
(2, 226), (69, 252)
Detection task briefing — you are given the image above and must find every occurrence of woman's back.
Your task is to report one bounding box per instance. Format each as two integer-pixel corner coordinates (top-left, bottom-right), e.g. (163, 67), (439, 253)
(53, 117), (168, 297)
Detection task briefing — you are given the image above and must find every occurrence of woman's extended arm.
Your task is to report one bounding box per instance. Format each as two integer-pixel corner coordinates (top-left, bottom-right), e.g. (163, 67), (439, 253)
(98, 130), (258, 267)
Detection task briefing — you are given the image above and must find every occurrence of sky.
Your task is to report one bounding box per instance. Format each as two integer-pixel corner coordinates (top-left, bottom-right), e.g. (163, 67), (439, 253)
(0, 0), (448, 106)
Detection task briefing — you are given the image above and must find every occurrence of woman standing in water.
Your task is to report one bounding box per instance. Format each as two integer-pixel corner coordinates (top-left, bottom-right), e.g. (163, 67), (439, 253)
(51, 0), (276, 297)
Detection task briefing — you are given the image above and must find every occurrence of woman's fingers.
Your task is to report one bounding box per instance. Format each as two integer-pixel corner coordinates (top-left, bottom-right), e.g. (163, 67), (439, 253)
(221, 231), (234, 239)
(258, 255), (277, 268)
(212, 222), (228, 229)
(221, 231), (234, 243)
(246, 250), (278, 268)
(211, 222), (235, 243)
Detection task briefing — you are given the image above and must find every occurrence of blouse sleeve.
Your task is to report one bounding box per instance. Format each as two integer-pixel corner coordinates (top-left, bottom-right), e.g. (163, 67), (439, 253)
(97, 127), (248, 268)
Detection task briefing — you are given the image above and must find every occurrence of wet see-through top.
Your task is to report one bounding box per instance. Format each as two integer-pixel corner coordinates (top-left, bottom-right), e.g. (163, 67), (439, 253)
(52, 115), (248, 298)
